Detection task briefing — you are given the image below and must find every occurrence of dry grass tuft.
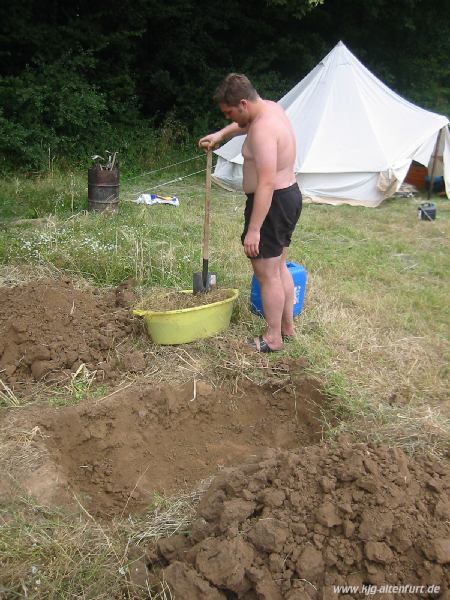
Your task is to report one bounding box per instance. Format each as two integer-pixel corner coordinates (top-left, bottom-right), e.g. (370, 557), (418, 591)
(0, 477), (211, 599)
(297, 271), (450, 456)
(304, 272), (449, 404)
(129, 478), (212, 543)
(0, 377), (20, 407)
(329, 399), (450, 458)
(0, 263), (61, 287)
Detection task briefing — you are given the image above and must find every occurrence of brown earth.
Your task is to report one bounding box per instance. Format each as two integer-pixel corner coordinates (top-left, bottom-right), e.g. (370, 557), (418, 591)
(2, 277), (449, 599)
(0, 277), (138, 389)
(143, 442), (450, 600)
(0, 277), (325, 520)
(0, 369), (325, 516)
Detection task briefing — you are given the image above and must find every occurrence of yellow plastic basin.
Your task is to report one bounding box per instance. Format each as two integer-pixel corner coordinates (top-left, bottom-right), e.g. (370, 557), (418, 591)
(133, 289), (239, 345)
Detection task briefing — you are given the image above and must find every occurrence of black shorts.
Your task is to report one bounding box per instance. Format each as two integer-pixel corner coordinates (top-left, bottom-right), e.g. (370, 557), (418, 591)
(241, 182), (302, 258)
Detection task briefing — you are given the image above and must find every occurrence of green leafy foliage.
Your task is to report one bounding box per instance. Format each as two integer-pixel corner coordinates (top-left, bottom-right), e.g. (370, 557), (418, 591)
(0, 54), (108, 169)
(267, 0), (325, 18)
(0, 0), (449, 172)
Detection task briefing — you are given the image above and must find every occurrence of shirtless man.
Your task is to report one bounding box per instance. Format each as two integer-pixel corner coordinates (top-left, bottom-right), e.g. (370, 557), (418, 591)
(199, 73), (301, 352)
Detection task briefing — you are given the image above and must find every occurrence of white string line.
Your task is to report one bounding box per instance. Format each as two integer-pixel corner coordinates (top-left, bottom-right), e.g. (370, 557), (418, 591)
(131, 168), (207, 196)
(123, 153), (205, 182)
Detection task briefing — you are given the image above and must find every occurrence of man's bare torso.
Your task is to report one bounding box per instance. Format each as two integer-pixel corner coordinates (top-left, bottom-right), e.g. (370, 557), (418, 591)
(242, 100), (296, 194)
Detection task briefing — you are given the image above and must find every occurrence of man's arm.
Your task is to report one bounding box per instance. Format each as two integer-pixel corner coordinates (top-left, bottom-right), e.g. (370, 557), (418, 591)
(243, 128), (277, 257)
(198, 122), (249, 150)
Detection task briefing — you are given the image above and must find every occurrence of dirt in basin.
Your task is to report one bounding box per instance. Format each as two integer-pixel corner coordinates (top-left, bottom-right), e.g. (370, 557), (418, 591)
(137, 288), (233, 311)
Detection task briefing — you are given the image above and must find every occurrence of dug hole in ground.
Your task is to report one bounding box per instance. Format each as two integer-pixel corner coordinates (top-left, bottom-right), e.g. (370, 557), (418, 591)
(0, 277), (449, 599)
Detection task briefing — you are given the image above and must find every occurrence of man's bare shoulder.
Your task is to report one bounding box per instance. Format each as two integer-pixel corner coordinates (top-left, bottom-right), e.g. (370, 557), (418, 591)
(250, 102), (282, 131)
(264, 100), (286, 116)
(249, 103), (288, 139)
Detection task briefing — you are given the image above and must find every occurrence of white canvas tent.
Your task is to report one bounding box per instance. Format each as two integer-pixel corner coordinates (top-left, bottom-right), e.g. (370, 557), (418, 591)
(213, 41), (450, 207)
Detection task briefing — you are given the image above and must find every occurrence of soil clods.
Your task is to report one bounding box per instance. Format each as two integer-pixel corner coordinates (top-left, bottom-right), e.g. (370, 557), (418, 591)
(0, 278), (136, 388)
(148, 442), (450, 599)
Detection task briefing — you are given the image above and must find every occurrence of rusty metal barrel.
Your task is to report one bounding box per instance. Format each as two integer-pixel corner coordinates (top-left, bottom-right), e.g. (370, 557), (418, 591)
(88, 166), (119, 213)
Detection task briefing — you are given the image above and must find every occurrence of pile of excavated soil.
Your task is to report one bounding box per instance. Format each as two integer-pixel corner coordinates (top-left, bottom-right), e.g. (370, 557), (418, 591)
(0, 278), (137, 388)
(0, 368), (325, 515)
(146, 442), (450, 599)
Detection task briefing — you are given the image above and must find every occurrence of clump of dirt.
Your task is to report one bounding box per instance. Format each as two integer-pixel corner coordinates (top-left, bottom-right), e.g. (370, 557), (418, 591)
(147, 442), (450, 599)
(0, 366), (325, 515)
(0, 278), (137, 388)
(137, 288), (233, 311)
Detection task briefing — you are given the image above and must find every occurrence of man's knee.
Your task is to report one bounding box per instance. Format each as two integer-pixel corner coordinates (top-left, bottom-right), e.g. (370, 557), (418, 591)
(253, 261), (282, 284)
(254, 270), (276, 285)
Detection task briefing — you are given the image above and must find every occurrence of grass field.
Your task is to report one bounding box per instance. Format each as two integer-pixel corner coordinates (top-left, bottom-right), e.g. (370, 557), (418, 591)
(0, 164), (449, 598)
(1, 166), (449, 450)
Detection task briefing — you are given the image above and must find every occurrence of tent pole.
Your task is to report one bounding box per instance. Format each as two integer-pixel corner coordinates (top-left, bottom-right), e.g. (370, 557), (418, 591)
(428, 128), (444, 200)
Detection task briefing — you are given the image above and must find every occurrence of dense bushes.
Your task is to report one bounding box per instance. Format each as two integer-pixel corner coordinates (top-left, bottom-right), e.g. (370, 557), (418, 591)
(0, 55), (107, 169)
(0, 0), (448, 173)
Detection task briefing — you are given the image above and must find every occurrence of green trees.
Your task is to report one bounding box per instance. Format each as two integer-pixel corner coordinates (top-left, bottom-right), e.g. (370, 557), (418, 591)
(0, 0), (448, 171)
(0, 0), (146, 170)
(300, 0), (450, 116)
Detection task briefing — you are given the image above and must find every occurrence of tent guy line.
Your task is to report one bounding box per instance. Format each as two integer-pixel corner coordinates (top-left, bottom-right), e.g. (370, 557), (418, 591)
(129, 168), (208, 198)
(123, 153), (205, 183)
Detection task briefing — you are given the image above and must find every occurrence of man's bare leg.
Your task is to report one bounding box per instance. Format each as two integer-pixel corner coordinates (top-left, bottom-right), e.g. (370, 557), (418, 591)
(251, 255), (284, 350)
(280, 248), (295, 337)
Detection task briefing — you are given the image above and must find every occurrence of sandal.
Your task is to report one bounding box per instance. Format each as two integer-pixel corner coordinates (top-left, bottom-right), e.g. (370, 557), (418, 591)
(247, 335), (279, 353)
(282, 334), (295, 342)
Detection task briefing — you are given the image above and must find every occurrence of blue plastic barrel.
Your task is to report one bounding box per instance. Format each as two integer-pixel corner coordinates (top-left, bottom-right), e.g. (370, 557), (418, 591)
(424, 176), (444, 193)
(250, 262), (307, 318)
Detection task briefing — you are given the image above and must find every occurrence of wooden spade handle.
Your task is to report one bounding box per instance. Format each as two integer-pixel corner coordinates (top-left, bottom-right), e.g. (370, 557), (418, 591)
(202, 149), (212, 262)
